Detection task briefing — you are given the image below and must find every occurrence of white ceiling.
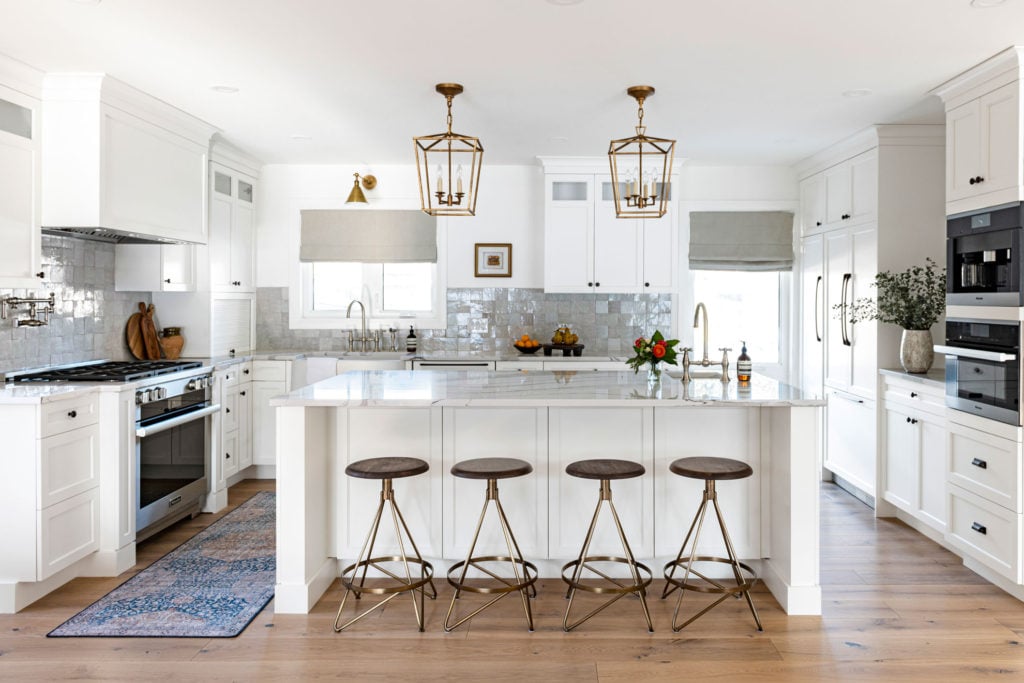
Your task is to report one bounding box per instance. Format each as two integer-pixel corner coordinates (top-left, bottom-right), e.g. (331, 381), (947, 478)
(2, 0), (1024, 167)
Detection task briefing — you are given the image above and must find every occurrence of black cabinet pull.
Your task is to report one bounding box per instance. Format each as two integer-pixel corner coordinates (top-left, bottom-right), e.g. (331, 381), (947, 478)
(164, 278), (171, 284)
(243, 369), (250, 375)
(595, 282), (600, 287)
(911, 418), (918, 424)
(240, 390), (246, 396)
(35, 271), (44, 279)
(910, 392), (918, 398)
(841, 213), (851, 220)
(587, 282), (593, 287)
(226, 407), (231, 413)
(977, 176), (985, 183)
(226, 452), (231, 459)
(67, 410), (77, 418)
(644, 282), (650, 287)
(969, 177), (977, 185)
(971, 457), (988, 469)
(815, 221), (822, 227)
(971, 521), (987, 535)
(906, 416), (912, 423)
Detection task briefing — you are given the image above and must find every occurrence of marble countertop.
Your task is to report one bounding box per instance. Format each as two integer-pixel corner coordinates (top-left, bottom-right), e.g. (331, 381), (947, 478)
(271, 370), (824, 408)
(0, 384), (90, 404)
(879, 367), (945, 389)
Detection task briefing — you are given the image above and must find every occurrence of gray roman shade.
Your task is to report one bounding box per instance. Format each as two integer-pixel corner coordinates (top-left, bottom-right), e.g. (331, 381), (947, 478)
(299, 209), (437, 263)
(689, 211), (795, 271)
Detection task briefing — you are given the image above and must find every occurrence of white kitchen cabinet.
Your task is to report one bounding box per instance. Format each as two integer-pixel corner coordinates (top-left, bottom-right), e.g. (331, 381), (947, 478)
(237, 378), (253, 470)
(548, 407), (653, 559)
(441, 407), (547, 560)
(209, 162), (256, 292)
(114, 243), (195, 292)
(541, 166), (677, 294)
(933, 48), (1024, 216)
(880, 375), (947, 534)
(0, 75), (42, 289)
(214, 361), (252, 487)
(0, 393), (101, 589)
(797, 126), (945, 503)
(41, 74), (216, 244)
(824, 389), (876, 497)
(252, 360), (292, 469)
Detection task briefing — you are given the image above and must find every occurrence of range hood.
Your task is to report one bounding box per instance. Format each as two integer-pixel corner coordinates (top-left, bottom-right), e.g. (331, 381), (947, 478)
(41, 226), (185, 245)
(41, 74), (218, 246)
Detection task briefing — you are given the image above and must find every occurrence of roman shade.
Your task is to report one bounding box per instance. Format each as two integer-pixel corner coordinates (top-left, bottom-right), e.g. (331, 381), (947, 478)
(688, 211), (794, 271)
(299, 209), (437, 263)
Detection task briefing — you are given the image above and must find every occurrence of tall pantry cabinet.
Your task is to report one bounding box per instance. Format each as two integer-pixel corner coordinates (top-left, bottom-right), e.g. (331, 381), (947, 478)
(797, 125), (945, 501)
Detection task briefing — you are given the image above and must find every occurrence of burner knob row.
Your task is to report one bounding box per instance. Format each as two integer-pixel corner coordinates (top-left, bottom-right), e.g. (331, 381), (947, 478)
(186, 376), (211, 391)
(135, 386), (168, 405)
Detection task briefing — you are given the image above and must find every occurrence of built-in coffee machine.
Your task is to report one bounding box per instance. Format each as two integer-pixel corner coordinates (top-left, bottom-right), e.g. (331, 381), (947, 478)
(946, 201), (1024, 306)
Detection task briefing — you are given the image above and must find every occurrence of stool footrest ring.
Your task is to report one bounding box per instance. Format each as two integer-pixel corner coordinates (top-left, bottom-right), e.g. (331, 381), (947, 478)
(446, 556), (538, 595)
(561, 556), (653, 594)
(663, 555), (757, 595)
(341, 556), (435, 596)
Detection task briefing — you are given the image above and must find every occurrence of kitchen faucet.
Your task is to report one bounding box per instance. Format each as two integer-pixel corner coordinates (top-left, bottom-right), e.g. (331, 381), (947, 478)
(346, 300), (373, 352)
(681, 302), (730, 382)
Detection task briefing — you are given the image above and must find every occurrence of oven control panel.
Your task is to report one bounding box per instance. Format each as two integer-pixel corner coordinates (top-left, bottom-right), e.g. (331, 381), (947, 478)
(135, 373), (212, 405)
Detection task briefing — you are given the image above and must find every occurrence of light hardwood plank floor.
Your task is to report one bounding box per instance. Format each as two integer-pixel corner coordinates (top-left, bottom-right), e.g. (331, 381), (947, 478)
(1, 480), (1023, 681)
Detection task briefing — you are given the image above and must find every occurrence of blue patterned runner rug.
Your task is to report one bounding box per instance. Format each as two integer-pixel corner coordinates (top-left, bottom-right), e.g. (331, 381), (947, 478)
(48, 491), (276, 638)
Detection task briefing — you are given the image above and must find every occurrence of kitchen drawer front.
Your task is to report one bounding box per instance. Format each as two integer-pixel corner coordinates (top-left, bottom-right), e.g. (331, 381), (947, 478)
(947, 484), (1022, 583)
(252, 360), (288, 382)
(220, 366), (240, 388)
(40, 392), (100, 438)
(38, 487), (100, 580)
(39, 424), (100, 509)
(882, 377), (946, 416)
(222, 385), (239, 433)
(948, 421), (1021, 512)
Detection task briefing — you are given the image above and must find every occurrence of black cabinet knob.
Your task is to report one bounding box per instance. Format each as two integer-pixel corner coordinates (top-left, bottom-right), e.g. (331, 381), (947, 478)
(225, 407), (231, 413)
(67, 410), (77, 418)
(911, 418), (918, 424)
(587, 282), (593, 287)
(906, 416), (912, 423)
(164, 278), (171, 284)
(240, 390), (246, 396)
(977, 176), (984, 183)
(595, 282), (600, 287)
(226, 452), (231, 459)
(815, 221), (822, 227)
(35, 271), (44, 279)
(644, 282), (650, 287)
(969, 177), (977, 185)
(243, 369), (249, 375)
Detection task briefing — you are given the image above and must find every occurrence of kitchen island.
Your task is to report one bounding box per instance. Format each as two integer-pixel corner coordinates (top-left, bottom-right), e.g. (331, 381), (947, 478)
(271, 370), (824, 616)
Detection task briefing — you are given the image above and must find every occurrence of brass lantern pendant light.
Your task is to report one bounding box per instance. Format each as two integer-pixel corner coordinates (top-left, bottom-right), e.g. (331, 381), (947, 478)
(608, 85), (676, 218)
(414, 83), (483, 217)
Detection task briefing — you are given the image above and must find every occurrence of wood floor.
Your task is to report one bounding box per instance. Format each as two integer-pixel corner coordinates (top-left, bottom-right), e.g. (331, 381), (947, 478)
(2, 480), (1024, 681)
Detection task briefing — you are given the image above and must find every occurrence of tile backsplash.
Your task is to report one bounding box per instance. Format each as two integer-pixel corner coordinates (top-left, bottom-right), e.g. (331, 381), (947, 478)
(256, 287), (672, 356)
(0, 236), (150, 372)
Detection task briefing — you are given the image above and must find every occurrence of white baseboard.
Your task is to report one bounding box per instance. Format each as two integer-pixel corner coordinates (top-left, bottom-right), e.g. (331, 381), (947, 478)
(275, 557), (338, 614)
(760, 558), (822, 615)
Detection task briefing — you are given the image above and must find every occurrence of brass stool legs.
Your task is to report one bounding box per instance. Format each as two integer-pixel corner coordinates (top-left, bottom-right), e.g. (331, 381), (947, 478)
(444, 478), (538, 632)
(662, 479), (762, 632)
(562, 479), (654, 632)
(334, 478), (437, 632)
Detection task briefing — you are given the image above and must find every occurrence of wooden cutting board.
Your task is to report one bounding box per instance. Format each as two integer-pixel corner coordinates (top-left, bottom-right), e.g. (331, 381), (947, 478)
(141, 303), (161, 360)
(125, 302), (146, 360)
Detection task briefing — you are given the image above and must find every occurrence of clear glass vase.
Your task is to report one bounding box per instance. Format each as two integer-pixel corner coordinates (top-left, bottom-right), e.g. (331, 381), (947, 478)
(647, 363), (662, 384)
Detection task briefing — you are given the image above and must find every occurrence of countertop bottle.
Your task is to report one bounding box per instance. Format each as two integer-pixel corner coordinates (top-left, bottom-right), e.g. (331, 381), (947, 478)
(737, 341), (752, 382)
(406, 325), (418, 353)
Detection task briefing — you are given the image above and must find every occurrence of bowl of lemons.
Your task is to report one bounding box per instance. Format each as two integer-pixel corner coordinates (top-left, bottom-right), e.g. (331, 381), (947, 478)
(513, 334), (542, 353)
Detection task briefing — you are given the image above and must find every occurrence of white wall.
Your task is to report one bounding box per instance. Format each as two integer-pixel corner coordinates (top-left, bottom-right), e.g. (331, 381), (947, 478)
(256, 163), (545, 289)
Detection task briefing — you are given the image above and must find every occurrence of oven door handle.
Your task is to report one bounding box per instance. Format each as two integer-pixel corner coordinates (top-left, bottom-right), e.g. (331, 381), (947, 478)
(932, 345), (1017, 362)
(136, 404), (221, 438)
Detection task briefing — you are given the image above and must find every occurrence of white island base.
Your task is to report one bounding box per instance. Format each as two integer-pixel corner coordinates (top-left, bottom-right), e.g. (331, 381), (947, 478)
(272, 371), (824, 616)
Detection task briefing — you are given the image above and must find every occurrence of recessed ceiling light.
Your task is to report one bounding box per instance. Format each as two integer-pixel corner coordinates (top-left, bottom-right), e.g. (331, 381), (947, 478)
(546, 0), (584, 5)
(210, 85), (239, 94)
(970, 0), (1006, 7)
(842, 88), (872, 98)
(290, 134), (312, 141)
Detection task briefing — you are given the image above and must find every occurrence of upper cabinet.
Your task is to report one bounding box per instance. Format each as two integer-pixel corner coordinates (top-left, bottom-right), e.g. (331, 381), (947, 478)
(801, 149), (877, 235)
(41, 74), (217, 244)
(209, 160), (256, 292)
(0, 57), (43, 289)
(541, 161), (678, 294)
(932, 47), (1024, 216)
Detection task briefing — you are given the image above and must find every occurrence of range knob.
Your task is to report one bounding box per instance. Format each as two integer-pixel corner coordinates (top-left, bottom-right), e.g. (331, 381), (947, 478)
(154, 387), (166, 400)
(186, 378), (199, 391)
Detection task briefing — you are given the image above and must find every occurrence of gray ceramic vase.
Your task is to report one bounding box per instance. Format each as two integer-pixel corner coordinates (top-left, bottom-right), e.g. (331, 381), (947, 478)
(900, 329), (934, 374)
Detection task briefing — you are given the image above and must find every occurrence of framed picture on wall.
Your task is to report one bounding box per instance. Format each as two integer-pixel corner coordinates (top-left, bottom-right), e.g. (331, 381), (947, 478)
(474, 243), (512, 277)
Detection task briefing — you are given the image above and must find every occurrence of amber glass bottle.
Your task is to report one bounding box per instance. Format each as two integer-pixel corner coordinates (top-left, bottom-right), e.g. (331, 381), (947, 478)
(737, 341), (752, 382)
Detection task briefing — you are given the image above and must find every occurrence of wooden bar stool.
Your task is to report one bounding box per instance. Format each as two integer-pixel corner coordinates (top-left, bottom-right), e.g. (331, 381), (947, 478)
(561, 458), (653, 632)
(334, 457), (437, 633)
(662, 456), (763, 632)
(444, 457), (538, 632)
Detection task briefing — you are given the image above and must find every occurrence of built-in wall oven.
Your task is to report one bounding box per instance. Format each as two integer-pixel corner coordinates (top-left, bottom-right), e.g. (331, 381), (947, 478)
(947, 202), (1024, 306)
(935, 318), (1021, 425)
(135, 372), (219, 539)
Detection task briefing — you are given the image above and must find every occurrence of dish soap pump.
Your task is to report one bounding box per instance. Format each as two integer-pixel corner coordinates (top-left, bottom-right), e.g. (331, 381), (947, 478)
(406, 325), (418, 353)
(737, 341), (752, 382)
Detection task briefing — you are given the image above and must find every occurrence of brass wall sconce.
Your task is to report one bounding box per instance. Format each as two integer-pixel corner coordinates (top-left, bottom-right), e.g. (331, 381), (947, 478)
(608, 85), (676, 219)
(345, 172), (377, 204)
(414, 83), (483, 217)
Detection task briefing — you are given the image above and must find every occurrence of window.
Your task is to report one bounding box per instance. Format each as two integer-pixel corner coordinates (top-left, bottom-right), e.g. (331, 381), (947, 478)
(300, 262), (441, 324)
(692, 270), (785, 366)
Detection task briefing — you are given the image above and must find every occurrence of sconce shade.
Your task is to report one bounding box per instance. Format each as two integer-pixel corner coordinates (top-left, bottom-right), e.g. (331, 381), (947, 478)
(345, 173), (377, 204)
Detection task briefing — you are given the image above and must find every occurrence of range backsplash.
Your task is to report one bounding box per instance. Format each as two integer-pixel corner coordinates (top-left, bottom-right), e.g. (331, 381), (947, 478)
(256, 287), (672, 356)
(0, 236), (151, 372)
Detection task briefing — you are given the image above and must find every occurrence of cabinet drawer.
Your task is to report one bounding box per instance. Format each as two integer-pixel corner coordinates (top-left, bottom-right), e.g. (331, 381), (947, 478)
(39, 424), (100, 509)
(947, 484), (1021, 583)
(252, 360), (288, 382)
(948, 422), (1020, 512)
(222, 385), (239, 432)
(882, 377), (945, 415)
(220, 366), (240, 387)
(38, 487), (100, 580)
(40, 392), (99, 438)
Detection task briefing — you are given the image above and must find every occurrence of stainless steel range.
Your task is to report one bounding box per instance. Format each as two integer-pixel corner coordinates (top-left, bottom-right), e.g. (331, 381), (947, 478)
(9, 360), (218, 539)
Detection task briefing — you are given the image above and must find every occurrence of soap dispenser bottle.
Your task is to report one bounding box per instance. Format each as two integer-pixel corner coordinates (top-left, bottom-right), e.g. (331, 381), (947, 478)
(406, 325), (418, 353)
(737, 341), (752, 382)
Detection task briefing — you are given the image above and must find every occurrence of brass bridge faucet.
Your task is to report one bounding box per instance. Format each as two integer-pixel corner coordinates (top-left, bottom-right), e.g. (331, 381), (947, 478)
(680, 302), (730, 382)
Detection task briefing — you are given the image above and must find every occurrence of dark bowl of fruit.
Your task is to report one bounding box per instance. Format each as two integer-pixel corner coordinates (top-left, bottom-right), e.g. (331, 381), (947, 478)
(514, 335), (542, 354)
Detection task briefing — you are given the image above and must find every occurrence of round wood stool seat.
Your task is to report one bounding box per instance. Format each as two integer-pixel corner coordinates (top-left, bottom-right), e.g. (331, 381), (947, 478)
(566, 458), (645, 480)
(345, 457), (429, 480)
(669, 456), (752, 481)
(451, 457), (533, 480)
